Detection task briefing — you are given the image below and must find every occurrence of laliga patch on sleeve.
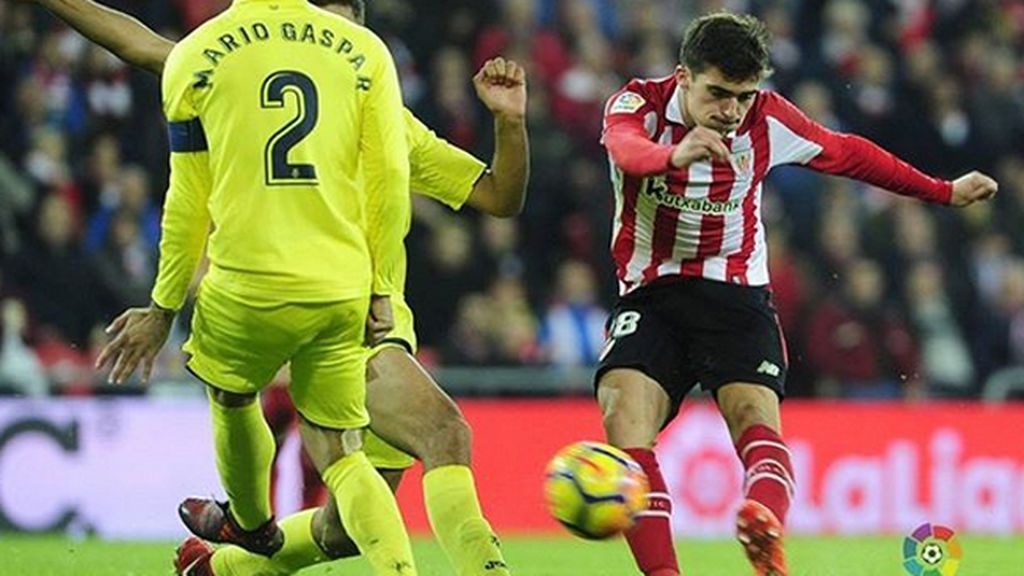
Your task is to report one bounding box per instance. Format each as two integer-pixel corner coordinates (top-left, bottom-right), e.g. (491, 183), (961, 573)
(608, 91), (646, 114)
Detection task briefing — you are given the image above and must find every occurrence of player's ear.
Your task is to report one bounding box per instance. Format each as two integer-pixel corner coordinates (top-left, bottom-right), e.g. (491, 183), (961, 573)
(674, 65), (691, 90)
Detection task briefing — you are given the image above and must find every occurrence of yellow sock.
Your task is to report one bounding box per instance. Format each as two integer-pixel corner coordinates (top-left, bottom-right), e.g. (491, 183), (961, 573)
(424, 465), (510, 576)
(322, 451), (417, 576)
(210, 509), (325, 576)
(208, 391), (276, 530)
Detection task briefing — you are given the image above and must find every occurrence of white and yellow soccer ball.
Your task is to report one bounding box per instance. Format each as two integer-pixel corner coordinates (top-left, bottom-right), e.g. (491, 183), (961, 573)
(543, 441), (649, 540)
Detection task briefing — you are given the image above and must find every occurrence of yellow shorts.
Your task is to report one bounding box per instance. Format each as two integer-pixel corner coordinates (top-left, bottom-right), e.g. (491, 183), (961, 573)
(364, 294), (417, 470)
(184, 281), (370, 429)
(364, 425), (416, 470)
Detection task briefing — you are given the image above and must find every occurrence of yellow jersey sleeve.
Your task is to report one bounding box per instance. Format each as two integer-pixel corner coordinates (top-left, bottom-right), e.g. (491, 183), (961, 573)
(405, 109), (487, 210)
(151, 43), (212, 311)
(362, 35), (410, 296)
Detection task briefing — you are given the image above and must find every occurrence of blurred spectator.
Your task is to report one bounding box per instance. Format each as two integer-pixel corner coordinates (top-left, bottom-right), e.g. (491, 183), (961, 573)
(487, 275), (540, 364)
(552, 31), (621, 143)
(905, 261), (976, 396)
(445, 293), (495, 365)
(807, 259), (920, 399)
(537, 260), (607, 366)
(0, 298), (48, 397)
(994, 157), (1024, 255)
(766, 227), (807, 339)
(421, 46), (479, 150)
(7, 194), (110, 346)
(820, 0), (871, 79)
(407, 219), (486, 349)
(975, 259), (1024, 381)
(24, 126), (71, 188)
(78, 132), (123, 214)
(92, 208), (156, 311)
(0, 153), (34, 257)
(971, 232), (1015, 308)
(85, 164), (161, 252)
(479, 215), (526, 280)
(474, 0), (571, 87)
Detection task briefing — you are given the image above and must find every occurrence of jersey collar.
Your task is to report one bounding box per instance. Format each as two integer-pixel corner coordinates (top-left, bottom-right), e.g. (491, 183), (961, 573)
(665, 86), (685, 125)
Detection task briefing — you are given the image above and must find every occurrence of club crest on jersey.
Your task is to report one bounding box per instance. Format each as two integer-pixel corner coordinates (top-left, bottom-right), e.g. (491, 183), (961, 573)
(731, 148), (753, 177)
(608, 91), (646, 114)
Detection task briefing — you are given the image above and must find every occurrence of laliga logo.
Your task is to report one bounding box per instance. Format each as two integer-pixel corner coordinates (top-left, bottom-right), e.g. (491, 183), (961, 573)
(902, 523), (961, 576)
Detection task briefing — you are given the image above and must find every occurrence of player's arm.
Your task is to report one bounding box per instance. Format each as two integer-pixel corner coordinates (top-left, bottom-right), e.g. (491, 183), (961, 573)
(33, 0), (172, 75)
(404, 58), (529, 217)
(765, 92), (997, 207)
(361, 36), (411, 297)
(601, 85), (674, 176)
(466, 57), (529, 217)
(602, 83), (728, 176)
(96, 45), (210, 384)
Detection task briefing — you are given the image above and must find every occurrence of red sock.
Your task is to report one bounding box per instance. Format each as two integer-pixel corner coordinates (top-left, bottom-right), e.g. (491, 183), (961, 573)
(735, 424), (795, 525)
(623, 448), (680, 576)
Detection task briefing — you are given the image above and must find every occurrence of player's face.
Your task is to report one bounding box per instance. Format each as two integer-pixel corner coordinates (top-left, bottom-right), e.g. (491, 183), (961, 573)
(675, 65), (760, 135)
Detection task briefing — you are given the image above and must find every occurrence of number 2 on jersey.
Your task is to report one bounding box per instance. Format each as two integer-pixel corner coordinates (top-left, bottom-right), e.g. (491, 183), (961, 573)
(261, 71), (319, 186)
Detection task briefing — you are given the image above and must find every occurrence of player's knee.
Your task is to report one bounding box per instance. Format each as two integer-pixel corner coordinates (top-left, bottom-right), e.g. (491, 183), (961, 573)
(422, 410), (472, 468)
(207, 386), (257, 408)
(598, 378), (635, 424)
(597, 376), (662, 447)
(721, 394), (773, 435)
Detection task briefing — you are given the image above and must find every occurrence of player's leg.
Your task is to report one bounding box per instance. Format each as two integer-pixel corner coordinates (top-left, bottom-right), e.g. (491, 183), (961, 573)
(597, 369), (679, 576)
(207, 340), (508, 576)
(365, 345), (510, 576)
(693, 281), (792, 576)
(717, 383), (791, 576)
(290, 296), (417, 576)
(207, 472), (404, 576)
(595, 295), (689, 576)
(177, 284), (301, 556)
(203, 388), (278, 537)
(260, 380), (298, 513)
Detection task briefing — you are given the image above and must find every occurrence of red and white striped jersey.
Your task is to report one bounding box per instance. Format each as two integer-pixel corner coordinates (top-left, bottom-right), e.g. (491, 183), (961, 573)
(602, 75), (952, 295)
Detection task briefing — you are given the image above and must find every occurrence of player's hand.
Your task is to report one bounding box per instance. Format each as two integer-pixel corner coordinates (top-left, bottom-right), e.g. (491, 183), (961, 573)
(670, 126), (730, 168)
(365, 295), (394, 346)
(950, 171), (998, 207)
(95, 305), (174, 385)
(473, 57), (527, 121)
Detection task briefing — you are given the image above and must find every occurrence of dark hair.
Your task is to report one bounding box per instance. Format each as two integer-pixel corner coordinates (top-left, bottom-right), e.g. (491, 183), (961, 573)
(679, 12), (772, 81)
(310, 0), (366, 25)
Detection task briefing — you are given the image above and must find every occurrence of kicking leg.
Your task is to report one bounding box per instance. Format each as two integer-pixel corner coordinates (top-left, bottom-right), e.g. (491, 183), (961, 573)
(597, 368), (679, 576)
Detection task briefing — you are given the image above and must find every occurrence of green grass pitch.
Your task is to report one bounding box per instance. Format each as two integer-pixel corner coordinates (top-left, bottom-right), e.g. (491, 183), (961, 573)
(1, 534), (1021, 575)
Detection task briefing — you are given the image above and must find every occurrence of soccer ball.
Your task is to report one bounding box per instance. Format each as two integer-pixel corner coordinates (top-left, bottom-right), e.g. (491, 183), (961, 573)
(543, 441), (649, 539)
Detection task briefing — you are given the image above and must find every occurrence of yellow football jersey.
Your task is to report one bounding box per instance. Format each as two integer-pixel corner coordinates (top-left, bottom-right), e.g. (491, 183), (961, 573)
(405, 109), (487, 210)
(153, 0), (409, 310)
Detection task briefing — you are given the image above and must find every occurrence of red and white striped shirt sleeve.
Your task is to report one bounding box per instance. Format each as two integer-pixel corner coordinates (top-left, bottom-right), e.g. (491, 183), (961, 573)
(762, 91), (953, 204)
(601, 80), (675, 177)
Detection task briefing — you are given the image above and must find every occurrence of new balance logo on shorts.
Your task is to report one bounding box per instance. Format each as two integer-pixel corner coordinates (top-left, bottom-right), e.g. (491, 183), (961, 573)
(757, 360), (781, 377)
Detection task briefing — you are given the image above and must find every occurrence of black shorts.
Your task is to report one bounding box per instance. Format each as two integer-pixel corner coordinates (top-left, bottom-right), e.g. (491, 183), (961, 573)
(595, 278), (787, 423)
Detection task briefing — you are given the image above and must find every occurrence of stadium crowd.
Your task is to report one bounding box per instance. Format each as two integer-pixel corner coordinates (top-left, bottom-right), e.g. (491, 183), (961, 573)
(0, 0), (1022, 400)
